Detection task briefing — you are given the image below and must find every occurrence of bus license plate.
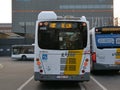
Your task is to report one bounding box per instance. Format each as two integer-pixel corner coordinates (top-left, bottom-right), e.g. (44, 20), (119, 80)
(56, 76), (68, 79)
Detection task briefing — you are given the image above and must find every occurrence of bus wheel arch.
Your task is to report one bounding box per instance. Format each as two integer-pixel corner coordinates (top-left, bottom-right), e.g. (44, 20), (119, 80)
(21, 55), (27, 60)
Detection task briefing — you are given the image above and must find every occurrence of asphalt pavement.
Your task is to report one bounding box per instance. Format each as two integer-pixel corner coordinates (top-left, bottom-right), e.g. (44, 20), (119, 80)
(0, 57), (120, 90)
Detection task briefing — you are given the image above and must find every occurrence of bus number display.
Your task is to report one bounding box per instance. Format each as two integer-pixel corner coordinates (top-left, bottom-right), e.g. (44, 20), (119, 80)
(49, 23), (73, 29)
(102, 28), (120, 32)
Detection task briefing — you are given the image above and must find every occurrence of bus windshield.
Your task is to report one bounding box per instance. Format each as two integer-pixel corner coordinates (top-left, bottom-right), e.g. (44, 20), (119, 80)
(38, 21), (87, 50)
(95, 27), (120, 49)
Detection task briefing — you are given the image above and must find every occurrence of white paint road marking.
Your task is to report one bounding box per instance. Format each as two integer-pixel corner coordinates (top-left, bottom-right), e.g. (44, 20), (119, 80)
(18, 75), (86, 90)
(80, 83), (86, 90)
(90, 76), (107, 90)
(17, 75), (107, 90)
(17, 75), (34, 90)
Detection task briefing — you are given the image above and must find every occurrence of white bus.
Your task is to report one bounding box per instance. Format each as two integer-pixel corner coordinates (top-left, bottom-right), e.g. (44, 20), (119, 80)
(90, 26), (120, 72)
(11, 45), (34, 60)
(34, 11), (90, 82)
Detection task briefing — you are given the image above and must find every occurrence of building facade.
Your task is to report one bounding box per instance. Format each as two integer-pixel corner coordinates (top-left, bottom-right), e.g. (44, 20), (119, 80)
(0, 24), (11, 33)
(12, 0), (113, 37)
(0, 23), (33, 56)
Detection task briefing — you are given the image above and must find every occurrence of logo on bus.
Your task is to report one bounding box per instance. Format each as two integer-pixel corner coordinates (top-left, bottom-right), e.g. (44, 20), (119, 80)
(61, 52), (75, 57)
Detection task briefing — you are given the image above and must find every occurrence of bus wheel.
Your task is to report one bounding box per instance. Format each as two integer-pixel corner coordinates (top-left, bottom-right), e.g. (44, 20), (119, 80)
(90, 61), (94, 73)
(112, 70), (119, 74)
(21, 55), (27, 60)
(90, 61), (93, 71)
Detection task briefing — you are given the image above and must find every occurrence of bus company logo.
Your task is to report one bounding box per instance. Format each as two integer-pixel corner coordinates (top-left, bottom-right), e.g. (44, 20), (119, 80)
(61, 52), (75, 57)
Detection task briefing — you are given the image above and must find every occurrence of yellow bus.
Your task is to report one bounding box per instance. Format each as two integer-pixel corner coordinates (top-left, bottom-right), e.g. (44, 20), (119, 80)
(90, 26), (120, 72)
(34, 11), (90, 82)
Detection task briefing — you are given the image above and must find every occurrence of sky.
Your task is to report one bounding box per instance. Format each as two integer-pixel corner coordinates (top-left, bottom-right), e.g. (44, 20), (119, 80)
(0, 0), (120, 23)
(0, 0), (11, 23)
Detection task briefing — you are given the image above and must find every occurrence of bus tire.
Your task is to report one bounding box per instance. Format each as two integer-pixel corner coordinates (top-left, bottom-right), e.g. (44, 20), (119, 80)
(21, 55), (27, 60)
(90, 61), (94, 72)
(90, 61), (97, 74)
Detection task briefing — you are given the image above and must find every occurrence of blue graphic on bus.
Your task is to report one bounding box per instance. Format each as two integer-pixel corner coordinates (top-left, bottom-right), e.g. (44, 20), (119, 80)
(42, 54), (48, 60)
(95, 34), (120, 47)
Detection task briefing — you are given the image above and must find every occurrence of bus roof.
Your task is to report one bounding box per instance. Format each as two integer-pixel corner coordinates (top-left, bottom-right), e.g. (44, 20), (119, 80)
(37, 11), (87, 22)
(38, 11), (57, 20)
(12, 45), (34, 47)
